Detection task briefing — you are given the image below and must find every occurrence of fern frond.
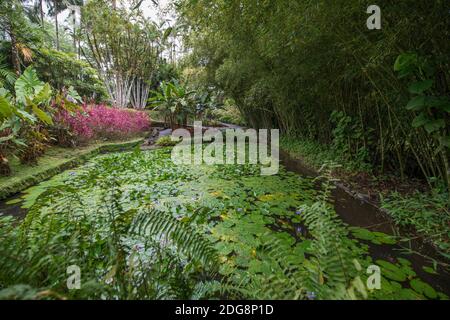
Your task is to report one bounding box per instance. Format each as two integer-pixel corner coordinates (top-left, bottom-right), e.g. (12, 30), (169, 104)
(131, 206), (219, 269)
(0, 57), (17, 90)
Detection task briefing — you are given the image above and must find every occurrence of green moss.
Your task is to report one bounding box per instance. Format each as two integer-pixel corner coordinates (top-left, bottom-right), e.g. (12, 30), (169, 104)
(0, 138), (144, 200)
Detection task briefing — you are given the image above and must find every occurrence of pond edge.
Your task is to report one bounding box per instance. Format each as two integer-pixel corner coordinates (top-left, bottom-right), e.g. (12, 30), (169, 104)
(0, 138), (144, 200)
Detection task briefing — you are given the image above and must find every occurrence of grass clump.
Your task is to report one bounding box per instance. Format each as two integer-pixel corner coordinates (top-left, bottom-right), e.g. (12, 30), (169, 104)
(381, 189), (450, 257)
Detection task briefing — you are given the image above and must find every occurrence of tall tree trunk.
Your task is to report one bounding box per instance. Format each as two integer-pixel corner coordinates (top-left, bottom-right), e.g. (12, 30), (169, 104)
(78, 38), (81, 59)
(72, 9), (77, 53)
(40, 0), (44, 24)
(10, 28), (21, 76)
(39, 0), (44, 27)
(54, 1), (59, 50)
(112, 0), (117, 9)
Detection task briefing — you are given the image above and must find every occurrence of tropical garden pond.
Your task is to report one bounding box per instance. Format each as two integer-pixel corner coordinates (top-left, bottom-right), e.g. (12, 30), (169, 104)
(1, 0), (449, 305)
(1, 147), (448, 300)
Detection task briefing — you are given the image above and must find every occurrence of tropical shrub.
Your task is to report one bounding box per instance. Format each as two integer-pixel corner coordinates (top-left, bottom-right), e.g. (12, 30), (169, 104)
(148, 81), (194, 129)
(34, 48), (108, 102)
(0, 67), (55, 171)
(55, 104), (150, 144)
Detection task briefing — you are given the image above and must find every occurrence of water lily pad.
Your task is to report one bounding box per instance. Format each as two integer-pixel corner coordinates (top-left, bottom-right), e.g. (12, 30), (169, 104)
(410, 279), (437, 299)
(350, 228), (397, 245)
(398, 288), (423, 300)
(376, 260), (407, 282)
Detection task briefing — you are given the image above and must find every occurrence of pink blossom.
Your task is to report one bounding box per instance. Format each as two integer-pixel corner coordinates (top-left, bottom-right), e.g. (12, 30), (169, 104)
(55, 104), (150, 144)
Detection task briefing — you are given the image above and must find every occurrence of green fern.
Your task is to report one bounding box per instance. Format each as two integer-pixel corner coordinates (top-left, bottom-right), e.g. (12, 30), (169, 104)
(131, 206), (219, 269)
(219, 163), (369, 300)
(0, 58), (17, 91)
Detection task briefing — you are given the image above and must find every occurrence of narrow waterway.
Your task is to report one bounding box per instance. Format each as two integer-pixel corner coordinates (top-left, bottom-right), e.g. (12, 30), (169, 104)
(0, 144), (449, 297)
(280, 149), (450, 295)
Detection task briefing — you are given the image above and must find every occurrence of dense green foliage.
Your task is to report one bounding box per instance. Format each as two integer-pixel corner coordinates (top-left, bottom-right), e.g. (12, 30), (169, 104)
(0, 148), (447, 300)
(381, 189), (450, 257)
(176, 0), (449, 186)
(0, 0), (448, 302)
(0, 67), (55, 171)
(33, 48), (107, 101)
(0, 0), (155, 175)
(148, 80), (195, 128)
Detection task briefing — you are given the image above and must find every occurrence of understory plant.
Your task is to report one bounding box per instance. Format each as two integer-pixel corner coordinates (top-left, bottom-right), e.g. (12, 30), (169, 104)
(148, 80), (195, 129)
(0, 67), (55, 172)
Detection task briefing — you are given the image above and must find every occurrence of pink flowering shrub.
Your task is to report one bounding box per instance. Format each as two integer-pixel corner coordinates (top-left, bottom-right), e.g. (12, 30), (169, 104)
(55, 104), (150, 144)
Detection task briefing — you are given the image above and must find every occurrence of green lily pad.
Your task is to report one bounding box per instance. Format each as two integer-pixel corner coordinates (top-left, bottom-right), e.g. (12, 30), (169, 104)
(376, 260), (407, 282)
(410, 279), (437, 299)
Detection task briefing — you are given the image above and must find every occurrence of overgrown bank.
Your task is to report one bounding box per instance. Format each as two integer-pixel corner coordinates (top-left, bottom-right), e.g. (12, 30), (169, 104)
(280, 136), (450, 258)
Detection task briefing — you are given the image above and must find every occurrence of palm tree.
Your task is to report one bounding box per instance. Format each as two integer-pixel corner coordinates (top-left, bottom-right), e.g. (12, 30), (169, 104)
(47, 0), (82, 50)
(0, 0), (31, 75)
(67, 1), (83, 54)
(47, 0), (63, 50)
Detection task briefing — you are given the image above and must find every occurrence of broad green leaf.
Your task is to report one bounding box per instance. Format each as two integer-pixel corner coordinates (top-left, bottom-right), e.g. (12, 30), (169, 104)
(163, 27), (173, 41)
(0, 95), (13, 118)
(427, 96), (450, 112)
(424, 119), (445, 134)
(422, 266), (438, 275)
(376, 260), (407, 282)
(410, 279), (437, 299)
(5, 198), (22, 205)
(14, 108), (36, 123)
(394, 53), (417, 72)
(34, 83), (52, 105)
(67, 86), (82, 103)
(15, 67), (44, 104)
(406, 96), (426, 111)
(408, 80), (432, 94)
(398, 288), (423, 300)
(412, 114), (428, 128)
(31, 104), (53, 125)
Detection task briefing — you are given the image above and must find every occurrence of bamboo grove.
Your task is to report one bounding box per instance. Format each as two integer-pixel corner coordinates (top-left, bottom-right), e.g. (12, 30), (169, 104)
(176, 0), (450, 187)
